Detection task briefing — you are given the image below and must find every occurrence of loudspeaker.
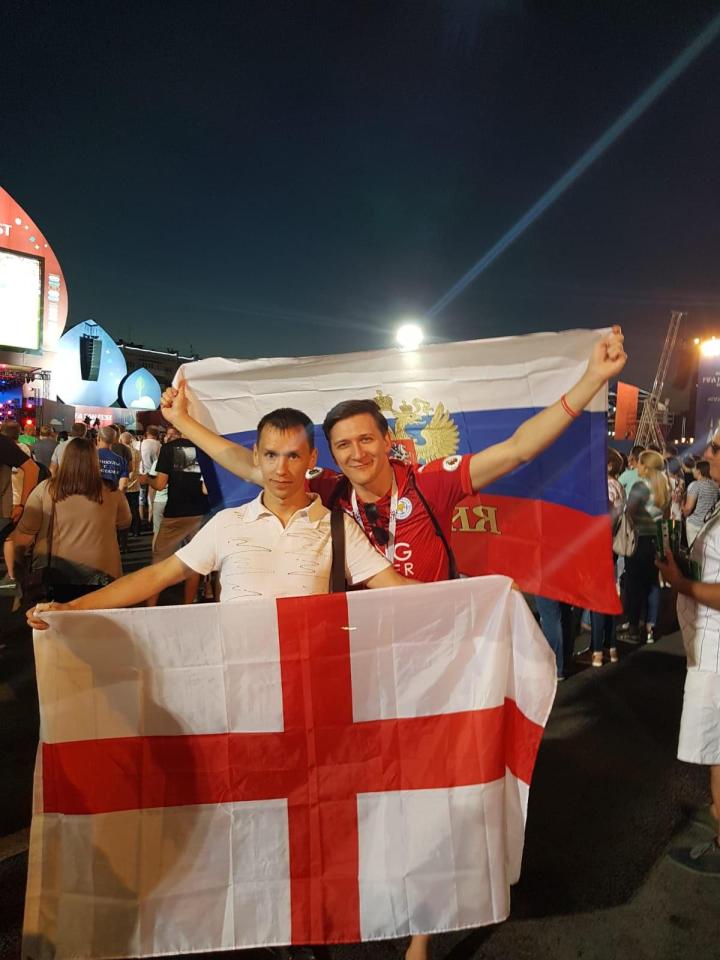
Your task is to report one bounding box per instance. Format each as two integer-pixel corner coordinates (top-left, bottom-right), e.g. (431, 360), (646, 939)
(79, 334), (101, 381)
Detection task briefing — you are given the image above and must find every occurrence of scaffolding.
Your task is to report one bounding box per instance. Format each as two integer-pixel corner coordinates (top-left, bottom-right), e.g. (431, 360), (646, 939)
(634, 311), (684, 449)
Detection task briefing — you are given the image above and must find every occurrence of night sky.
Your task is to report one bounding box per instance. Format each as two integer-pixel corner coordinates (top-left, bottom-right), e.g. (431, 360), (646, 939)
(3, 0), (720, 400)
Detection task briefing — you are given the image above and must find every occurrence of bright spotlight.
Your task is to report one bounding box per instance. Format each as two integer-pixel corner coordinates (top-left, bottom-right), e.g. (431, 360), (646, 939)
(700, 339), (720, 358)
(396, 323), (425, 351)
(693, 337), (701, 345)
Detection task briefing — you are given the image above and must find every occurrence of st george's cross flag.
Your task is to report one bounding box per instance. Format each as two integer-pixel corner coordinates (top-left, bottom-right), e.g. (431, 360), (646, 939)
(176, 328), (619, 613)
(24, 577), (556, 960)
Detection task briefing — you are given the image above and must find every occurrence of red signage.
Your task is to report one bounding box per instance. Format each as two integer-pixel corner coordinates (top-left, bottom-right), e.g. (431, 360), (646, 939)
(614, 381), (639, 440)
(0, 185), (68, 356)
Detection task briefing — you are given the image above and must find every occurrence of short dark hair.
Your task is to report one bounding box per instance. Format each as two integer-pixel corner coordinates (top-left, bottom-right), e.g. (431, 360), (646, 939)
(630, 445), (644, 460)
(607, 447), (624, 478)
(0, 420), (20, 442)
(322, 399), (389, 445)
(664, 444), (678, 457)
(256, 408), (315, 451)
(695, 459), (711, 479)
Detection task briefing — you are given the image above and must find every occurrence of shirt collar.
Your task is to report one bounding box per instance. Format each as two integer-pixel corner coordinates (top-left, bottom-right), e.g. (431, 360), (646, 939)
(242, 491), (327, 525)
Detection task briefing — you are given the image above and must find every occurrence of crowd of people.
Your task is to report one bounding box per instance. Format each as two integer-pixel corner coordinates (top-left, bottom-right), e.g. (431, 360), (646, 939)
(0, 419), (198, 602)
(533, 441), (720, 683)
(1, 325), (718, 942)
(619, 442), (719, 643)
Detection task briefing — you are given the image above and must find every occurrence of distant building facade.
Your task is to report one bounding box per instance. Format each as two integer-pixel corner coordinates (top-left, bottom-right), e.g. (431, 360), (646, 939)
(116, 341), (199, 391)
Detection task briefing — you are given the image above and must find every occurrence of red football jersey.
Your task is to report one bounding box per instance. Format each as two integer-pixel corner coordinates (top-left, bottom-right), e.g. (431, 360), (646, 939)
(308, 456), (473, 582)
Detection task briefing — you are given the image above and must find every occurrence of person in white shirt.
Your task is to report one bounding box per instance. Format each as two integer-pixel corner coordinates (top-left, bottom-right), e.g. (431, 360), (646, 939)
(657, 432), (720, 875)
(138, 425), (162, 526)
(28, 408), (413, 625)
(49, 421), (87, 476)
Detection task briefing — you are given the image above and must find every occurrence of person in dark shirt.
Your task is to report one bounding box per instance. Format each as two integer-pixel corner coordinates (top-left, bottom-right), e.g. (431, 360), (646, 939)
(139, 433), (209, 606)
(32, 426), (58, 471)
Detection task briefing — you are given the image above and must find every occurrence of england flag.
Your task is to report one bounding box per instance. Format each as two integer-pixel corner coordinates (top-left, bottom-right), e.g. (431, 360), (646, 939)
(24, 577), (555, 959)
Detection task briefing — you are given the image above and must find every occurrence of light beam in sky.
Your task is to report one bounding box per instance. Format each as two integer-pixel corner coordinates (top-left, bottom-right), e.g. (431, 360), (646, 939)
(429, 12), (720, 318)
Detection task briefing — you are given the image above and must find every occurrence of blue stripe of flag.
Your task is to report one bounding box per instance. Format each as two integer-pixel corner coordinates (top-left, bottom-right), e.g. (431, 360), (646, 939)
(197, 408), (608, 517)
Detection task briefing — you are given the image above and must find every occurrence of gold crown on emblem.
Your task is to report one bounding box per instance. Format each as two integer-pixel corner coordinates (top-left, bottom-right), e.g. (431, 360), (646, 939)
(372, 389), (460, 463)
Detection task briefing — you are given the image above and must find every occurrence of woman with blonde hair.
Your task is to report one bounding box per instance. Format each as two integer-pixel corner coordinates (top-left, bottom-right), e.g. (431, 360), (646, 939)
(13, 437), (130, 603)
(625, 449), (670, 643)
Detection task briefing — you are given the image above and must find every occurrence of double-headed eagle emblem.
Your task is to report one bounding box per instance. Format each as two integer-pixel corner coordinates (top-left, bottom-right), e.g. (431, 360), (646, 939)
(373, 390), (460, 464)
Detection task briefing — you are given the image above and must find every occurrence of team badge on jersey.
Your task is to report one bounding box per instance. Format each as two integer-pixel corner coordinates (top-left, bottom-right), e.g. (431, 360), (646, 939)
(305, 467), (323, 479)
(396, 496), (413, 520)
(442, 456), (462, 472)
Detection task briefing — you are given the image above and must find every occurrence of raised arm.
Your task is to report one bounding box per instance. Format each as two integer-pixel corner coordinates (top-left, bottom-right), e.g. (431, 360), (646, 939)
(161, 381), (262, 485)
(468, 326), (627, 492)
(27, 556), (193, 630)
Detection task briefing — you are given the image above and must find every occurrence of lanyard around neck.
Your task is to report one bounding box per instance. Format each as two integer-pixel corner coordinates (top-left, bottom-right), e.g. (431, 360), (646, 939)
(350, 474), (399, 563)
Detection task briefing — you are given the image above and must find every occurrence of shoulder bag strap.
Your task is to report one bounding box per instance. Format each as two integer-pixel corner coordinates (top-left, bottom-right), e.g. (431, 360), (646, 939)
(0, 466), (11, 508)
(410, 472), (460, 580)
(330, 508), (346, 593)
(45, 492), (56, 574)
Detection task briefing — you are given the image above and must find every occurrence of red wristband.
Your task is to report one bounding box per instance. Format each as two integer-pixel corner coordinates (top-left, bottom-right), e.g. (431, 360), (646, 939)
(560, 394), (581, 419)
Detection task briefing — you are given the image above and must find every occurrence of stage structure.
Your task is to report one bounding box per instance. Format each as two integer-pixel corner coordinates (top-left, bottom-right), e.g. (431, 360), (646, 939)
(694, 337), (720, 444)
(634, 311), (683, 449)
(53, 321), (128, 407)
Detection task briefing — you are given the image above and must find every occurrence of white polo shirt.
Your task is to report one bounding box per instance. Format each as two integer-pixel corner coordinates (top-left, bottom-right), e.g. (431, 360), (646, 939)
(678, 503), (720, 673)
(176, 492), (390, 602)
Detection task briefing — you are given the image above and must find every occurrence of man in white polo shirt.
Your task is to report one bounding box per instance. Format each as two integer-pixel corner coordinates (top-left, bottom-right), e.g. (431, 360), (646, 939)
(28, 408), (411, 625)
(657, 431), (720, 875)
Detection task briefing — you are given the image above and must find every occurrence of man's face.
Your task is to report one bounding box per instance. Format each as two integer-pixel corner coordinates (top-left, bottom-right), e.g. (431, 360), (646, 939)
(705, 434), (720, 483)
(328, 413), (392, 487)
(165, 428), (180, 442)
(253, 425), (317, 501)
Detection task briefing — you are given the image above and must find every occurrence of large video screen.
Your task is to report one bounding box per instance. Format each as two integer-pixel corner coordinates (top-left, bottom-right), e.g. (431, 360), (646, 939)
(0, 248), (43, 351)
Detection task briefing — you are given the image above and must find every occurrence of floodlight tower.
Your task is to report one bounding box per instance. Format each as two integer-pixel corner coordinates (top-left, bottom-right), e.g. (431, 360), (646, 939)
(635, 311), (684, 448)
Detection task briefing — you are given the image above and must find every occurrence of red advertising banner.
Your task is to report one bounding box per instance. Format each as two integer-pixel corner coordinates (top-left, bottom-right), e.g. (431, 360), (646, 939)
(614, 381), (639, 440)
(0, 185), (68, 357)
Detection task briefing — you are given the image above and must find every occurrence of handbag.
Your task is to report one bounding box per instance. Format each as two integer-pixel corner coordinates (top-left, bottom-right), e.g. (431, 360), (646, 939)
(612, 503), (638, 557)
(23, 497), (57, 605)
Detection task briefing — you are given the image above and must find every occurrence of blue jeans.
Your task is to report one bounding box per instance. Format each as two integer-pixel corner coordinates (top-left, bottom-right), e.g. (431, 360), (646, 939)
(590, 611), (616, 652)
(625, 536), (661, 630)
(534, 596), (575, 678)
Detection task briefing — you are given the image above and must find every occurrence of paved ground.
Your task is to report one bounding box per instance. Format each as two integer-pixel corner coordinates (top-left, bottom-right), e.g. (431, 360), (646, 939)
(1, 536), (717, 959)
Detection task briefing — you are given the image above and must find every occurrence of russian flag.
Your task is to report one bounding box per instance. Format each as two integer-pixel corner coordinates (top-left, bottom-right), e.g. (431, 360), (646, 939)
(177, 328), (619, 613)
